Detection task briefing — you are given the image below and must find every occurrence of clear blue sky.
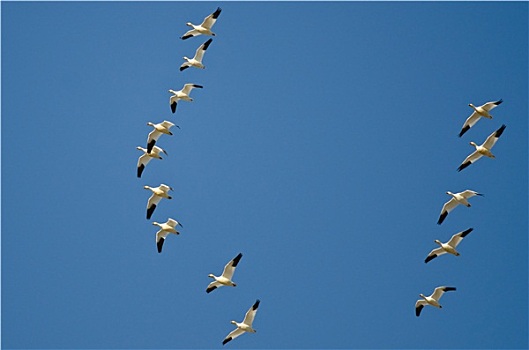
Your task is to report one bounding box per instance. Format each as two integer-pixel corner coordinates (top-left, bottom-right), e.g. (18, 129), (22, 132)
(2, 1), (528, 349)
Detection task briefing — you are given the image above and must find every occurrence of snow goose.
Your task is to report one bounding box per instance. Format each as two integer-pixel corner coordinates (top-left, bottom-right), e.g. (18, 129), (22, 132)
(206, 253), (243, 293)
(144, 184), (173, 220)
(136, 145), (167, 178)
(168, 83), (203, 113)
(437, 190), (483, 225)
(459, 99), (503, 137)
(457, 124), (506, 172)
(415, 286), (456, 317)
(146, 121), (179, 154)
(153, 218), (183, 253)
(223, 299), (260, 345)
(181, 7), (222, 40)
(425, 228), (473, 263)
(180, 38), (213, 71)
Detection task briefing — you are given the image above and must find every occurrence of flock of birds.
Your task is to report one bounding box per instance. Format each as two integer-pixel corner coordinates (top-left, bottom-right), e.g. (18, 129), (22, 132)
(134, 6), (510, 343)
(135, 8), (259, 346)
(415, 99), (506, 316)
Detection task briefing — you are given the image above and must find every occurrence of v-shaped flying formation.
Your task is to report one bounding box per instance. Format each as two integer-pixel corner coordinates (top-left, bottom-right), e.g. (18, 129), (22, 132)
(133, 7), (260, 346)
(416, 98), (508, 318)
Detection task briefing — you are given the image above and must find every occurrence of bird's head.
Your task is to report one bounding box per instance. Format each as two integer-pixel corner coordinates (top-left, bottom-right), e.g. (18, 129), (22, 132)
(208, 273), (215, 279)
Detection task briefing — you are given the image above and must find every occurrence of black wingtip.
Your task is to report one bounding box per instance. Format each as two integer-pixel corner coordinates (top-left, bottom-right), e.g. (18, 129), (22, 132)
(222, 337), (232, 345)
(252, 299), (260, 310)
(193, 84), (203, 89)
(171, 102), (177, 113)
(180, 66), (188, 72)
(181, 35), (193, 40)
(495, 98), (503, 105)
(444, 286), (457, 292)
(459, 125), (470, 137)
(461, 228), (474, 237)
(137, 164), (145, 178)
(157, 238), (164, 253)
(147, 140), (156, 154)
(437, 211), (448, 225)
(213, 7), (222, 18)
(495, 124), (506, 138)
(232, 253), (243, 267)
(206, 286), (216, 294)
(457, 161), (471, 172)
(425, 255), (436, 264)
(415, 305), (423, 317)
(147, 204), (156, 220)
(203, 38), (213, 50)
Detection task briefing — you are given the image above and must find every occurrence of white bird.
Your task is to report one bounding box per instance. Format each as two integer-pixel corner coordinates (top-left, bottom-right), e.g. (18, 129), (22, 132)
(415, 286), (456, 317)
(168, 83), (203, 114)
(152, 218), (183, 253)
(206, 253), (243, 293)
(425, 228), (473, 263)
(136, 145), (167, 178)
(437, 190), (483, 225)
(457, 124), (506, 172)
(180, 38), (213, 71)
(223, 299), (260, 345)
(146, 120), (179, 154)
(144, 184), (173, 220)
(459, 99), (503, 137)
(181, 7), (222, 40)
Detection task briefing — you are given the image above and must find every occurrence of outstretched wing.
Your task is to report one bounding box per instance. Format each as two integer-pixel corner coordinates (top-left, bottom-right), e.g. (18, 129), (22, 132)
(202, 7), (222, 29)
(415, 299), (427, 317)
(431, 286), (456, 301)
(482, 124), (506, 149)
(447, 228), (473, 248)
(195, 38), (212, 61)
(242, 299), (260, 326)
(437, 198), (457, 225)
(459, 111), (480, 137)
(222, 328), (244, 345)
(221, 253), (243, 280)
(424, 247), (446, 263)
(457, 150), (482, 172)
(481, 99), (503, 112)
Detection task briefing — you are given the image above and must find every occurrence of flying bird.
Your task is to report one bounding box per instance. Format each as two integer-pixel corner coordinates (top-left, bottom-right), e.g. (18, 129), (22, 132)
(425, 228), (473, 263)
(437, 190), (483, 225)
(168, 83), (203, 113)
(415, 286), (456, 317)
(180, 38), (213, 71)
(457, 124), (506, 172)
(136, 145), (167, 178)
(181, 7), (222, 40)
(146, 120), (178, 154)
(222, 299), (260, 345)
(459, 99), (503, 137)
(144, 184), (173, 220)
(206, 253), (243, 293)
(152, 218), (183, 253)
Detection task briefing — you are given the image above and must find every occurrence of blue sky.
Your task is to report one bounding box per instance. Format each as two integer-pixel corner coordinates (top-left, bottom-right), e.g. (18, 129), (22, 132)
(1, 1), (527, 349)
